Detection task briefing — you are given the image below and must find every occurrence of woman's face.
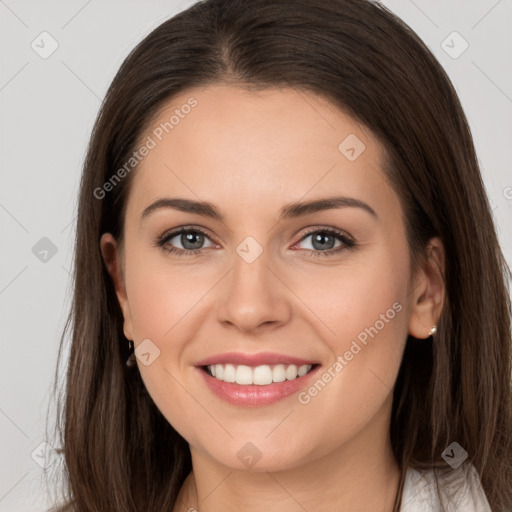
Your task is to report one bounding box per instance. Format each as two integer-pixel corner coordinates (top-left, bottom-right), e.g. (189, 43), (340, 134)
(102, 85), (441, 471)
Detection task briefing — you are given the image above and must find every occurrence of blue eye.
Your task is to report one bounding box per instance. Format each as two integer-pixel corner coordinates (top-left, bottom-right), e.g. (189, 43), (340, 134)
(156, 227), (356, 257)
(156, 228), (215, 256)
(292, 228), (356, 257)
(294, 228), (356, 257)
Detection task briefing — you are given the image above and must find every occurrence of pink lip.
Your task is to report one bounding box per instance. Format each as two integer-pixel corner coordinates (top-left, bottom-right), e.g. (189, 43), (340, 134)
(195, 351), (317, 367)
(195, 364), (321, 407)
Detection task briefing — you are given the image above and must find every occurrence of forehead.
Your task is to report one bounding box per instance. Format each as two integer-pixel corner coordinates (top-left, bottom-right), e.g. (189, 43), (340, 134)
(125, 84), (398, 221)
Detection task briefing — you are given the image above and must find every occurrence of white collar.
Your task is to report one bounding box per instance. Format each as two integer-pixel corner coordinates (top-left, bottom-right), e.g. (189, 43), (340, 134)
(400, 463), (491, 511)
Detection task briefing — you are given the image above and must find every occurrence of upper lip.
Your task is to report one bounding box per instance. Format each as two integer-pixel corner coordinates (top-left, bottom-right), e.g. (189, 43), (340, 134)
(195, 351), (318, 367)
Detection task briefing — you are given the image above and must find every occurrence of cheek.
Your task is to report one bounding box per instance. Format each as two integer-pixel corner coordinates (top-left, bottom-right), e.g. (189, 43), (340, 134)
(289, 243), (410, 354)
(124, 245), (209, 341)
(122, 246), (216, 444)
(123, 300), (196, 447)
(281, 250), (409, 434)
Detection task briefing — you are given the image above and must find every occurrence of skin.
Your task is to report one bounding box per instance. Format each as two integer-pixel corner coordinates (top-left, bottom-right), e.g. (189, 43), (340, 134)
(101, 85), (445, 512)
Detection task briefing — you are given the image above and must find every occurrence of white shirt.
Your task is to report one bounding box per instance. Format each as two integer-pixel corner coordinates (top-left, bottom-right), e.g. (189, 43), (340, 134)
(400, 463), (491, 511)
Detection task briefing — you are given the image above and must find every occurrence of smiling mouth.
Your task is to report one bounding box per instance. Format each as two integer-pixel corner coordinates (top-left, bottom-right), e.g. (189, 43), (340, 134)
(202, 363), (318, 386)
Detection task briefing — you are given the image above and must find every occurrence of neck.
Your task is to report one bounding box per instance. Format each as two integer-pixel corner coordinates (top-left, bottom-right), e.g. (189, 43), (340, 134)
(175, 395), (401, 512)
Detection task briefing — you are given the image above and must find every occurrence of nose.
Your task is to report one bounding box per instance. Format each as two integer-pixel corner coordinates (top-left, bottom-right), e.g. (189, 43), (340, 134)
(217, 245), (293, 334)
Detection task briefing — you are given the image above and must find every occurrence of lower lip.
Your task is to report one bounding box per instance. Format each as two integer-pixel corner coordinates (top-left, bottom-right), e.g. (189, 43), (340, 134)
(196, 366), (320, 406)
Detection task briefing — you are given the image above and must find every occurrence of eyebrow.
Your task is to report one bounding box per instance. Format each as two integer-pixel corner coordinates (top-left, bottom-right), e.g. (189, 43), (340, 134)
(140, 195), (378, 223)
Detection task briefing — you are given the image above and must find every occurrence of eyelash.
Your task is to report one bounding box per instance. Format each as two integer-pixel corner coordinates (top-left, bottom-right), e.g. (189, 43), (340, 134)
(155, 226), (356, 258)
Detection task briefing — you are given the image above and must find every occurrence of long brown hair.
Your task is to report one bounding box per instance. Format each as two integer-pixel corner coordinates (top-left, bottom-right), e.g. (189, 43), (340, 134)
(46, 0), (512, 510)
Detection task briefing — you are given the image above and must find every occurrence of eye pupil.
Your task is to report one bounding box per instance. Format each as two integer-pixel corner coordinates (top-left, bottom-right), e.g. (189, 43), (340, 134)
(312, 232), (335, 250)
(182, 232), (204, 250)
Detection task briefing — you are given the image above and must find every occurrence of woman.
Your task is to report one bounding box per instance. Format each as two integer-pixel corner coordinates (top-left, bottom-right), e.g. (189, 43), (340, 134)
(47, 0), (512, 510)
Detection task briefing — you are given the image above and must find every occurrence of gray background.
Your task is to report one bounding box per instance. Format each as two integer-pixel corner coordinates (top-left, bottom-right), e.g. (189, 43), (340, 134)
(1, 1), (511, 510)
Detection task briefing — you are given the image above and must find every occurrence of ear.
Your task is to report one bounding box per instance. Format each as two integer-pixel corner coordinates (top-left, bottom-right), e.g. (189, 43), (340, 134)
(408, 237), (445, 339)
(100, 233), (134, 341)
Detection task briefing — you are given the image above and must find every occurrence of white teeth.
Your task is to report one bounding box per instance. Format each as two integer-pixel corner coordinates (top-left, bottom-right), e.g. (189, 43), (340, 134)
(254, 365), (273, 385)
(297, 364), (309, 377)
(206, 363), (313, 385)
(272, 364), (286, 383)
(224, 364), (236, 383)
(286, 364), (298, 380)
(235, 365), (253, 385)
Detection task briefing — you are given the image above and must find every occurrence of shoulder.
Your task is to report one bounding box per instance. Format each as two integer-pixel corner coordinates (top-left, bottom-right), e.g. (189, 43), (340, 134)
(400, 462), (491, 511)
